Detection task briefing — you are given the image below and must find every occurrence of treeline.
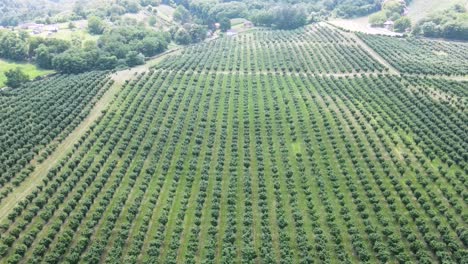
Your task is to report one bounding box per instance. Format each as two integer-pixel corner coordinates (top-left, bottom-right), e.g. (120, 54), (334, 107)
(182, 0), (387, 31)
(413, 4), (468, 41)
(369, 0), (412, 33)
(0, 24), (170, 73)
(250, 5), (308, 30)
(0, 0), (156, 26)
(331, 0), (381, 18)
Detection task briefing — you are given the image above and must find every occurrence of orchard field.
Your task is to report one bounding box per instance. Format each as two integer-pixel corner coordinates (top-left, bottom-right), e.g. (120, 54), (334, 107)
(0, 24), (466, 264)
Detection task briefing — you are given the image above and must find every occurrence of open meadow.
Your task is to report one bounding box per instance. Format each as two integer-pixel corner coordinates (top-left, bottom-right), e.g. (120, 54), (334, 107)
(0, 59), (54, 88)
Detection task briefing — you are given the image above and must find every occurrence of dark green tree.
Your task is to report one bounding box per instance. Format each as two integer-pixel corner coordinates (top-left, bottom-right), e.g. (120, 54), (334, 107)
(35, 44), (53, 69)
(174, 5), (191, 24)
(394, 17), (411, 32)
(125, 51), (145, 66)
(88, 16), (106, 35)
(219, 17), (231, 32)
(0, 31), (28, 61)
(5, 68), (30, 88)
(174, 28), (191, 45)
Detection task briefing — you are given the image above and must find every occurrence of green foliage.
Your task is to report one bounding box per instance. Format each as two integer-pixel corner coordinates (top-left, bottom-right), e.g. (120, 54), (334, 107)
(52, 50), (89, 74)
(138, 37), (167, 57)
(35, 45), (53, 69)
(0, 60), (53, 88)
(184, 23), (207, 42)
(172, 23), (207, 44)
(250, 10), (275, 27)
(272, 5), (308, 30)
(369, 11), (387, 26)
(174, 5), (191, 23)
(219, 17), (231, 32)
(334, 0), (381, 18)
(359, 33), (468, 75)
(118, 0), (141, 13)
(88, 16), (106, 35)
(414, 4), (468, 40)
(157, 25), (385, 73)
(394, 16), (411, 32)
(140, 0), (160, 7)
(149, 16), (157, 26)
(0, 23), (169, 73)
(368, 0), (408, 28)
(250, 5), (307, 30)
(0, 24), (466, 264)
(0, 31), (28, 61)
(99, 25), (169, 58)
(208, 1), (248, 20)
(174, 28), (191, 44)
(382, 0), (406, 16)
(125, 51), (145, 66)
(0, 71), (111, 192)
(5, 67), (29, 88)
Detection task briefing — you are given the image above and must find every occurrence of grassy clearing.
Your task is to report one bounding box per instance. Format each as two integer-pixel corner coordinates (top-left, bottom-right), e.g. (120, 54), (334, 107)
(0, 59), (54, 87)
(33, 28), (99, 42)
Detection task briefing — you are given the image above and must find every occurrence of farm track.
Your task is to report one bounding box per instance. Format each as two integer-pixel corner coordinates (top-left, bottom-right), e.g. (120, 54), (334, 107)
(0, 47), (189, 222)
(150, 69), (468, 81)
(0, 60), (464, 225)
(324, 22), (399, 74)
(344, 33), (400, 75)
(1, 70), (466, 263)
(0, 23), (466, 264)
(0, 76), (121, 222)
(1, 67), (463, 223)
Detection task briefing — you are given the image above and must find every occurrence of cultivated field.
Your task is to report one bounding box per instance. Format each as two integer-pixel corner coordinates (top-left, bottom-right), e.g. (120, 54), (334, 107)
(155, 25), (386, 74)
(0, 72), (112, 201)
(0, 25), (466, 264)
(358, 34), (468, 75)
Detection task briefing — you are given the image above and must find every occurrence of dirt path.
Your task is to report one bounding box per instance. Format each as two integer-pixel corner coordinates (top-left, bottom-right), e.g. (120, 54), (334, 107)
(184, 70), (385, 77)
(0, 77), (123, 222)
(347, 34), (400, 75)
(323, 23), (400, 75)
(403, 73), (468, 82)
(0, 45), (184, 221)
(328, 17), (402, 36)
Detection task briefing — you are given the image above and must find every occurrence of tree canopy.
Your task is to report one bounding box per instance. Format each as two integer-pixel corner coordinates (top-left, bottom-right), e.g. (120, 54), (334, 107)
(5, 68), (30, 88)
(413, 4), (468, 40)
(250, 5), (308, 30)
